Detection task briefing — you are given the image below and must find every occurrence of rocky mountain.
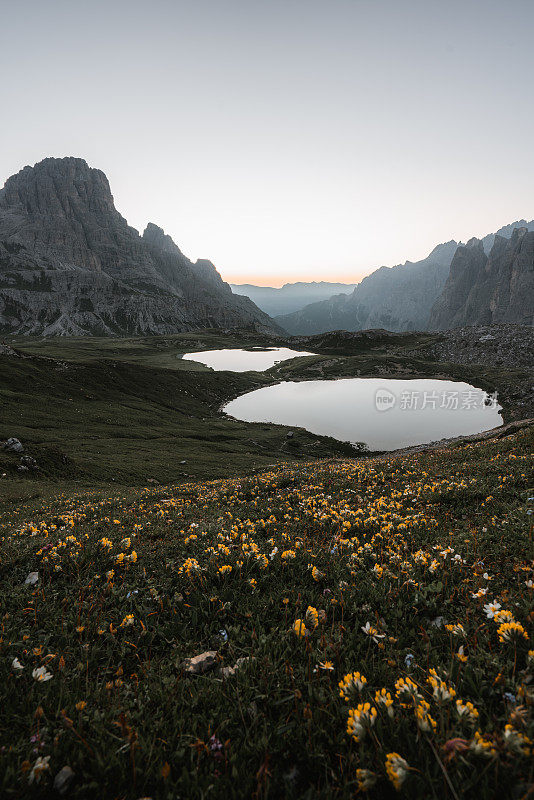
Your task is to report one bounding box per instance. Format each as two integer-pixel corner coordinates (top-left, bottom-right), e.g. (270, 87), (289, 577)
(230, 281), (356, 317)
(428, 228), (534, 329)
(481, 219), (534, 254)
(0, 157), (278, 335)
(277, 241), (458, 335)
(276, 219), (534, 336)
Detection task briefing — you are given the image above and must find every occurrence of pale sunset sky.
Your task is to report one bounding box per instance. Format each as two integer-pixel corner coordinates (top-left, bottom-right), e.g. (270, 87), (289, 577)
(1, 0), (533, 286)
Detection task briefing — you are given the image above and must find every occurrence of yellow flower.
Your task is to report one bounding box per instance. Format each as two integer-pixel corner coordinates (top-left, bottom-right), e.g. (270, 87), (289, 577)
(445, 623), (466, 637)
(470, 731), (497, 757)
(456, 699), (479, 723)
(375, 688), (394, 716)
(339, 671), (367, 701)
(427, 668), (456, 701)
(414, 699), (436, 732)
(75, 700), (87, 711)
(456, 646), (468, 663)
(346, 703), (377, 742)
(281, 550), (296, 560)
(218, 565), (232, 575)
(385, 753), (409, 791)
(497, 621), (529, 643)
(305, 606), (319, 629)
(503, 724), (533, 756)
(311, 566), (323, 581)
(372, 563), (383, 578)
(293, 619), (309, 638)
(395, 676), (421, 705)
(356, 769), (377, 791)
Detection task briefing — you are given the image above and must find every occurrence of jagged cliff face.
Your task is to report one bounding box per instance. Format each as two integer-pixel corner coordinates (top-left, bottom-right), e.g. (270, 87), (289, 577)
(428, 228), (534, 330)
(0, 157), (278, 335)
(276, 241), (458, 335)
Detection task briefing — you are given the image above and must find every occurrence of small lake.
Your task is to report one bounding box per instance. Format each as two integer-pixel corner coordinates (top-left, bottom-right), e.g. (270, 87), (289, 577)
(181, 347), (316, 372)
(223, 378), (502, 450)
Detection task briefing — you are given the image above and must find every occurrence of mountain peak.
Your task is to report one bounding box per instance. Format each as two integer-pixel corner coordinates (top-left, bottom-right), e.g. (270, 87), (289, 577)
(142, 222), (184, 257)
(0, 155), (116, 221)
(0, 157), (278, 335)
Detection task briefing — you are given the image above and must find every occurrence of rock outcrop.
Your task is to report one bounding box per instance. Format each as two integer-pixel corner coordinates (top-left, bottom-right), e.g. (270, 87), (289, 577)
(277, 241), (458, 335)
(428, 228), (534, 329)
(0, 157), (278, 335)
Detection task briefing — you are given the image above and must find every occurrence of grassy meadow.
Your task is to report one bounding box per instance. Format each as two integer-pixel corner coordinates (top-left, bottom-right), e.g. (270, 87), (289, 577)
(0, 426), (533, 798)
(1, 331), (533, 797)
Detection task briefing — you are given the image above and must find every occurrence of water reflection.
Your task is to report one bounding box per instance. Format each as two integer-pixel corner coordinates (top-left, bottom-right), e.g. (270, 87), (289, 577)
(181, 347), (315, 372)
(223, 378), (502, 450)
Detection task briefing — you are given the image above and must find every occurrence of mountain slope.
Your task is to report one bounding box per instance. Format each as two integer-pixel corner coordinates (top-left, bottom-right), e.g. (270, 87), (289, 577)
(429, 228), (534, 329)
(277, 219), (534, 335)
(0, 157), (278, 336)
(230, 281), (356, 317)
(277, 241), (458, 335)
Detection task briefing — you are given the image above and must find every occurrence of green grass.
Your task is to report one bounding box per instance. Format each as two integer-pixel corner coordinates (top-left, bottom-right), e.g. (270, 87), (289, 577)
(0, 351), (357, 501)
(1, 329), (531, 508)
(0, 428), (532, 798)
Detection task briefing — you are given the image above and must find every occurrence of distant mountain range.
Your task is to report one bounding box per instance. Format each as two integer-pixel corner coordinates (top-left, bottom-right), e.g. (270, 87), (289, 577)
(0, 157), (278, 335)
(230, 281), (356, 317)
(276, 220), (534, 334)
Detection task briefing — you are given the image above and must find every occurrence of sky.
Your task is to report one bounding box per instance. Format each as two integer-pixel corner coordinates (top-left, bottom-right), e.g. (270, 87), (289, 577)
(1, 0), (533, 287)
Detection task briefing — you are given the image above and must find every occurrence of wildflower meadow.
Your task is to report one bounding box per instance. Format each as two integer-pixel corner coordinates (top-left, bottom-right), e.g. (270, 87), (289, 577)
(0, 428), (533, 798)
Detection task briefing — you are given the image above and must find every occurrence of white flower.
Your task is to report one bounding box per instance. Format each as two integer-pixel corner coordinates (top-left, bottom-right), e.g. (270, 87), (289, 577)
(483, 573), (492, 581)
(12, 657), (24, 671)
(28, 755), (50, 784)
(32, 666), (53, 682)
(525, 580), (533, 590)
(483, 601), (501, 619)
(24, 571), (39, 586)
(472, 588), (487, 598)
(361, 621), (385, 643)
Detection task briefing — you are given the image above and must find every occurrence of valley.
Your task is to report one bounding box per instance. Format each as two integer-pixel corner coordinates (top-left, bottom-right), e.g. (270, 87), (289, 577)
(1, 326), (532, 506)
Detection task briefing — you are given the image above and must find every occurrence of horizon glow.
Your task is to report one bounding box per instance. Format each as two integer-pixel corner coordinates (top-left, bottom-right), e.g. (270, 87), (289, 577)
(1, 0), (533, 287)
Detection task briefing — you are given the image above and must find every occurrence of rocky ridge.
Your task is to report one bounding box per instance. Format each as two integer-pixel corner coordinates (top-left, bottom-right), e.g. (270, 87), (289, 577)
(277, 221), (534, 336)
(428, 229), (534, 329)
(0, 157), (278, 336)
(276, 241), (459, 334)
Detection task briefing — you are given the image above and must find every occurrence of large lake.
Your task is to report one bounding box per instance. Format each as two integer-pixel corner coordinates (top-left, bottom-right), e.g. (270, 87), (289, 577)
(181, 347), (315, 372)
(223, 378), (502, 450)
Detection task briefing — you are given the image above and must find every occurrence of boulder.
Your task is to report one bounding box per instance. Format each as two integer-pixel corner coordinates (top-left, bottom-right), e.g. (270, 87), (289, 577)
(182, 650), (218, 675)
(3, 437), (23, 453)
(53, 766), (75, 795)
